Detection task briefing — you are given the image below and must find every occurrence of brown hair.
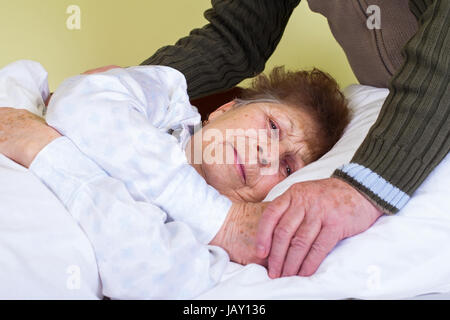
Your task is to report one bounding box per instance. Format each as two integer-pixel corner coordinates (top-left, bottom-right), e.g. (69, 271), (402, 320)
(238, 66), (351, 162)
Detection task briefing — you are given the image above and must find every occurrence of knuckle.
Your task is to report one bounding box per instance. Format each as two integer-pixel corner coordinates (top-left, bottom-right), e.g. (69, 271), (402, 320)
(290, 235), (310, 251)
(273, 225), (293, 242)
(310, 241), (329, 254)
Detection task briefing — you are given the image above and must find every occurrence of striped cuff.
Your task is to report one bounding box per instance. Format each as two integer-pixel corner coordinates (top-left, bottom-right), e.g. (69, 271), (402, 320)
(333, 163), (410, 214)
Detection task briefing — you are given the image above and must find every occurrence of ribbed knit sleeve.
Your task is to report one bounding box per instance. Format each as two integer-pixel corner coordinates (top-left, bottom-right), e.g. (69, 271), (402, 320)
(334, 0), (449, 214)
(141, 0), (301, 100)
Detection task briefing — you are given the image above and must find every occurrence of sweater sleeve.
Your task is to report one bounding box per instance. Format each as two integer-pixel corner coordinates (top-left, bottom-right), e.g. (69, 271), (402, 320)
(333, 0), (450, 214)
(141, 0), (301, 100)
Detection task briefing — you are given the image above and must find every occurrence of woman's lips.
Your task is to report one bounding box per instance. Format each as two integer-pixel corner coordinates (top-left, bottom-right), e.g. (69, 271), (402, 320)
(233, 146), (246, 184)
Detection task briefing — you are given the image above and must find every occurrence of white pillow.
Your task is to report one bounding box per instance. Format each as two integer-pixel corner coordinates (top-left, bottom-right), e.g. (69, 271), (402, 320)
(198, 85), (450, 299)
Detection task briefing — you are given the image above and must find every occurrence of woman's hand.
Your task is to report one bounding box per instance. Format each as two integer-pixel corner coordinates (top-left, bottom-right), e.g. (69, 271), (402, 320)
(0, 108), (61, 168)
(210, 201), (270, 266)
(82, 65), (121, 75)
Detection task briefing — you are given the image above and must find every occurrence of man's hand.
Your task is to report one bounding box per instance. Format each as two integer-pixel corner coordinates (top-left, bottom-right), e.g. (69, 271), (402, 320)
(210, 201), (270, 266)
(82, 65), (121, 75)
(0, 108), (61, 168)
(255, 177), (383, 278)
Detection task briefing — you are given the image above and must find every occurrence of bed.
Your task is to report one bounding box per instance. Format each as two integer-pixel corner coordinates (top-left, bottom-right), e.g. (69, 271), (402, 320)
(0, 84), (449, 299)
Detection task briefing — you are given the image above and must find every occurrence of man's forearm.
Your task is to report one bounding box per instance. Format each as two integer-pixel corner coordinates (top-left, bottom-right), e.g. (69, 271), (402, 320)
(141, 0), (301, 100)
(334, 0), (450, 214)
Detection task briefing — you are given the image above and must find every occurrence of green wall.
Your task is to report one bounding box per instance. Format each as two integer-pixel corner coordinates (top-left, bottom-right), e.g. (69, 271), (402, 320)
(0, 0), (357, 91)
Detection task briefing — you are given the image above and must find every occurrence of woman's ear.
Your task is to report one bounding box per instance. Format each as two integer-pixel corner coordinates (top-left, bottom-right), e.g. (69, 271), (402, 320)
(207, 100), (236, 122)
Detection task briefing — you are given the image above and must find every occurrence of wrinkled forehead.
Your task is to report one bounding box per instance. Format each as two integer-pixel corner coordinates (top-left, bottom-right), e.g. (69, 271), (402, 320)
(261, 102), (316, 160)
(233, 99), (315, 140)
(260, 102), (313, 135)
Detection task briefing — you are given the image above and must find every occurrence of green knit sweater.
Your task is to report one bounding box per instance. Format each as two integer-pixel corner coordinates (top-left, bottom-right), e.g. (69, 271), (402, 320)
(142, 0), (449, 214)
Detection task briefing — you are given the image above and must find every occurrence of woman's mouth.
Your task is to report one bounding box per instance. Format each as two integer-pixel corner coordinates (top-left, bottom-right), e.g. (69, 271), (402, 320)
(233, 146), (246, 184)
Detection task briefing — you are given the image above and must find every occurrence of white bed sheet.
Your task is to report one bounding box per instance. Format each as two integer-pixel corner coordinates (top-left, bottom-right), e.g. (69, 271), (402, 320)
(0, 84), (449, 300)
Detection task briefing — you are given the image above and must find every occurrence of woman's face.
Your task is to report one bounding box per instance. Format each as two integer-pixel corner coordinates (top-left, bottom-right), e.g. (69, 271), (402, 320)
(186, 100), (313, 203)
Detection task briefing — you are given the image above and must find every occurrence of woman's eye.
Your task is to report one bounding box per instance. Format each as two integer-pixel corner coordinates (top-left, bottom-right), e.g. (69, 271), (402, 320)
(268, 119), (280, 139)
(286, 165), (292, 176)
(281, 160), (292, 177)
(269, 119), (278, 130)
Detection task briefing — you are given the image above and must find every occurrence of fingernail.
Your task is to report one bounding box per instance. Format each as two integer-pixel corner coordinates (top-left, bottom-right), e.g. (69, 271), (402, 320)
(256, 244), (265, 257)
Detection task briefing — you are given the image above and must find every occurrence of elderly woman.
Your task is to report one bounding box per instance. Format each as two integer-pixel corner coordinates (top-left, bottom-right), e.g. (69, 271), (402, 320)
(0, 60), (349, 299)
